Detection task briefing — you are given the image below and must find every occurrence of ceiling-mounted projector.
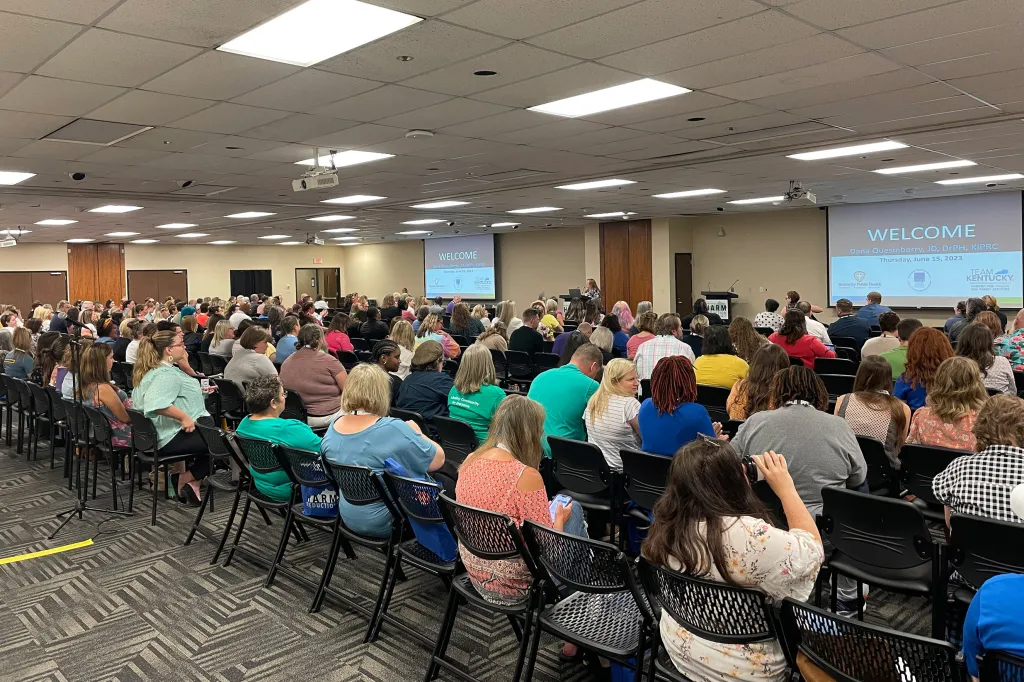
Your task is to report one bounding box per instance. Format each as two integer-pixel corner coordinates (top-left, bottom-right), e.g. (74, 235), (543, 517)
(293, 173), (339, 192)
(0, 238), (16, 248)
(784, 180), (816, 205)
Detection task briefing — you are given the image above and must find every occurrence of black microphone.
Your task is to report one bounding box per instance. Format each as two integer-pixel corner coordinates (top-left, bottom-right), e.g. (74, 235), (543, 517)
(728, 279), (739, 292)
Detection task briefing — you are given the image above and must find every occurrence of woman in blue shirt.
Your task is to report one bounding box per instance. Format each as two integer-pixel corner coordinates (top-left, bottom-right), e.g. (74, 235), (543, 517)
(893, 328), (954, 411)
(601, 314), (630, 357)
(3, 328), (34, 379)
(638, 355), (718, 457)
(322, 363), (445, 537)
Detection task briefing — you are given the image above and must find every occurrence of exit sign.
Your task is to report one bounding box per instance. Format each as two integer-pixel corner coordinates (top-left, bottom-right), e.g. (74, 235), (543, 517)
(313, 258), (322, 264)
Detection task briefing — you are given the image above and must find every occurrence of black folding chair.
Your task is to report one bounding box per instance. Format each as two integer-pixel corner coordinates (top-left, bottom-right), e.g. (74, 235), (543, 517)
(14, 379), (37, 461)
(443, 359), (459, 377)
(186, 423), (249, 565)
(490, 349), (508, 381)
(431, 415), (478, 468)
(126, 408), (200, 525)
(899, 444), (968, 523)
(532, 352), (559, 373)
(755, 326), (774, 337)
(208, 354), (228, 375)
(81, 403), (129, 510)
(110, 361), (129, 391)
(722, 419), (744, 439)
(639, 379), (652, 402)
(46, 386), (70, 478)
(28, 382), (57, 468)
(695, 383), (730, 409)
(2, 376), (25, 454)
(506, 350), (534, 383)
(119, 362), (134, 390)
(547, 436), (614, 535)
(787, 356), (805, 367)
(813, 357), (859, 375)
(335, 350), (359, 370)
(1014, 370), (1024, 396)
(857, 435), (900, 497)
(819, 373), (855, 397)
(618, 447), (669, 549)
(390, 407), (427, 434)
(835, 346), (859, 362)
(197, 351), (216, 377)
(980, 651), (1024, 682)
(350, 338), (370, 352)
(281, 389), (308, 423)
(211, 378), (247, 427)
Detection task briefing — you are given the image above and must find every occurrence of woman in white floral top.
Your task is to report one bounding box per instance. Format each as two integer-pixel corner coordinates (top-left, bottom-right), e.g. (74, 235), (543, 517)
(642, 438), (824, 682)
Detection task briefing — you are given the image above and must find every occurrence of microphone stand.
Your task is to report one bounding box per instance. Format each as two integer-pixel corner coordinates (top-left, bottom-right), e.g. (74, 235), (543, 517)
(49, 329), (132, 539)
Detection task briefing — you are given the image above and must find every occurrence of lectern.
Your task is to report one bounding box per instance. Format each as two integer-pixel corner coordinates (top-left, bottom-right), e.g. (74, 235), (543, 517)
(701, 291), (739, 323)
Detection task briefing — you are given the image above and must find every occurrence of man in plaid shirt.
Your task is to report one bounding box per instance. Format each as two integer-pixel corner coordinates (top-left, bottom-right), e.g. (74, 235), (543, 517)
(634, 313), (695, 381)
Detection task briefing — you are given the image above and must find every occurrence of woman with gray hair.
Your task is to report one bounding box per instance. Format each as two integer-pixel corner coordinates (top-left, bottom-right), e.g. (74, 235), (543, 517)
(629, 301), (653, 335)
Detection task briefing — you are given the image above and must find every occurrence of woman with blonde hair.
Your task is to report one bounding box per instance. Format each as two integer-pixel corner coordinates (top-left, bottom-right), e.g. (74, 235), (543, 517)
(583, 358), (642, 471)
(388, 319), (415, 378)
(982, 294), (1007, 330)
(627, 311), (658, 359)
(475, 320), (508, 352)
(448, 344), (505, 443)
(33, 303), (53, 331)
(209, 319), (235, 357)
(907, 356), (987, 450)
(3, 327), (33, 379)
(496, 300), (522, 334)
(321, 363), (444, 537)
(974, 311), (1004, 341)
(541, 298), (564, 334)
(729, 316), (769, 363)
(414, 313), (461, 358)
(611, 300), (634, 331)
(589, 325), (614, 363)
(684, 314), (709, 358)
(471, 304), (491, 329)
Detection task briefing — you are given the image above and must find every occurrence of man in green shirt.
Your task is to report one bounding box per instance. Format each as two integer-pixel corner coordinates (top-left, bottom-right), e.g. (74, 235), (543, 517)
(527, 344), (602, 457)
(880, 318), (922, 379)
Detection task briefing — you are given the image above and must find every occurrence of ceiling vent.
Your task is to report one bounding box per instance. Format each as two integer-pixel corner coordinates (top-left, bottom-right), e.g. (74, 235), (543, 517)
(43, 119), (152, 146)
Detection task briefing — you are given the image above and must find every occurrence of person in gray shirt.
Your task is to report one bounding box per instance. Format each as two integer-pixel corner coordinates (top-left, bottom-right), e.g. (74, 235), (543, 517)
(224, 326), (277, 389)
(731, 366), (867, 517)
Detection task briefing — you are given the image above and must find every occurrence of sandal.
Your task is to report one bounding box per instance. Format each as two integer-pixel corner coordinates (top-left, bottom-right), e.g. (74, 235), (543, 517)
(176, 477), (202, 507)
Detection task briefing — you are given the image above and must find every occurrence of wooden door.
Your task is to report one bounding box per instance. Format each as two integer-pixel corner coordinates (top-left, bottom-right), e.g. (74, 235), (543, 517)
(674, 253), (693, 317)
(319, 268), (340, 307)
(599, 219), (652, 312)
(128, 270), (187, 302)
(157, 270), (188, 302)
(295, 268), (318, 300)
(0, 271), (68, 314)
(67, 243), (125, 303)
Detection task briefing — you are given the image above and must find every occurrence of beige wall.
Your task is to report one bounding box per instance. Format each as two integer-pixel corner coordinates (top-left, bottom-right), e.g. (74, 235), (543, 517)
(0, 243), (70, 271)
(340, 240), (424, 300)
(496, 227), (586, 309)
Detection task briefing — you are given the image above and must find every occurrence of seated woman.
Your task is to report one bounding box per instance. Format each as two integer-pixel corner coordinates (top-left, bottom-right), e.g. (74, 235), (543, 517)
(639, 356), (718, 457)
(956, 321), (1015, 394)
(199, 314), (224, 353)
(474, 321), (508, 352)
(449, 302), (485, 339)
(694, 324), (749, 389)
(382, 320), (412, 380)
(370, 339), (403, 405)
(643, 440), (823, 682)
(727, 343), (789, 420)
(455, 395), (584, 606)
(237, 375), (323, 502)
(626, 311), (657, 360)
(131, 331), (214, 505)
(588, 325), (615, 364)
(995, 309), (1024, 371)
(540, 299), (564, 335)
(683, 314), (707, 358)
(224, 325), (278, 388)
(729, 316), (769, 363)
(209, 320), (235, 357)
(412, 305), (430, 334)
(448, 344), (505, 444)
(768, 310), (835, 370)
(611, 300), (633, 332)
(42, 336), (69, 389)
(322, 363), (444, 537)
(180, 315), (202, 356)
(280, 324), (347, 428)
(359, 307), (389, 341)
(471, 304), (491, 330)
(347, 306), (366, 338)
(907, 356), (986, 451)
(583, 358), (642, 471)
(324, 313), (355, 353)
(414, 313), (461, 359)
(2, 327), (34, 379)
(77, 343), (131, 447)
(600, 314), (629, 357)
(95, 318), (118, 346)
(564, 297), (585, 325)
(834, 356), (910, 469)
(894, 327), (954, 410)
(397, 340), (453, 423)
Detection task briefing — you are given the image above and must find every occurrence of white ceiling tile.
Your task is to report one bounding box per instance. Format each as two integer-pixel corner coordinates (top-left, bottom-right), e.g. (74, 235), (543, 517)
(442, 0), (641, 40)
(319, 21), (509, 82)
(77, 146), (174, 165)
(0, 76), (126, 116)
(525, 0), (764, 60)
(0, 13), (83, 73)
(470, 62), (638, 108)
(144, 153), (270, 174)
(627, 102), (778, 133)
(10, 140), (99, 161)
(491, 119), (608, 144)
(98, 0), (302, 47)
(916, 52), (1024, 81)
(848, 106), (997, 135)
(113, 127), (226, 152)
(580, 92), (739, 126)
(607, 139), (722, 161)
(240, 144), (316, 163)
(86, 90), (215, 126)
(837, 0), (1023, 49)
(301, 123), (407, 149)
(0, 137), (33, 156)
(312, 85), (452, 122)
(168, 103), (290, 135)
(376, 98), (511, 130)
(240, 115), (358, 144)
(142, 51), (300, 101)
(398, 44), (581, 97)
(880, 25), (1020, 66)
(0, 71), (25, 101)
(365, 0), (470, 15)
(188, 136), (283, 157)
(748, 69), (936, 110)
(787, 0), (963, 30)
(231, 70), (380, 111)
(708, 53), (905, 101)
(36, 29), (202, 88)
(789, 82), (959, 119)
(0, 111), (74, 140)
(0, 0), (121, 24)
(370, 133), (472, 156)
(673, 112), (814, 141)
(435, 109), (551, 138)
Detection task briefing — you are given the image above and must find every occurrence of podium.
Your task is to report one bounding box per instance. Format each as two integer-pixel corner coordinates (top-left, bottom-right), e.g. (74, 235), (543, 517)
(701, 291), (739, 323)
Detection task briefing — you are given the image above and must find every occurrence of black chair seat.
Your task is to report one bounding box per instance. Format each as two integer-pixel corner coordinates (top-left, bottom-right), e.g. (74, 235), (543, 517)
(134, 449), (195, 466)
(397, 538), (456, 574)
(245, 486), (291, 509)
(655, 647), (689, 682)
(450, 573), (532, 615)
(206, 469), (240, 493)
(557, 487), (612, 511)
(910, 496), (946, 523)
(826, 551), (933, 594)
(538, 591), (643, 658)
(288, 503), (338, 528)
(952, 586), (976, 607)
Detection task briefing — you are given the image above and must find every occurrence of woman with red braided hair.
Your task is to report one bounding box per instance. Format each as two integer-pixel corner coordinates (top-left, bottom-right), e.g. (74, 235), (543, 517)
(638, 355), (723, 456)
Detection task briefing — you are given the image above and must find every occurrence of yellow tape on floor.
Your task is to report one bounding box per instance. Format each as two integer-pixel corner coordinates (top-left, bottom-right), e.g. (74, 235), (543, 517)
(0, 539), (94, 565)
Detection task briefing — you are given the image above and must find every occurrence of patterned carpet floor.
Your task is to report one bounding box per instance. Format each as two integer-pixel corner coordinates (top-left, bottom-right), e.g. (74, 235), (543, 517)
(0, 440), (935, 682)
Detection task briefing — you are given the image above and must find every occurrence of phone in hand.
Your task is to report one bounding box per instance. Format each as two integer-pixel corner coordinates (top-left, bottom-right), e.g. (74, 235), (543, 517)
(549, 494), (572, 523)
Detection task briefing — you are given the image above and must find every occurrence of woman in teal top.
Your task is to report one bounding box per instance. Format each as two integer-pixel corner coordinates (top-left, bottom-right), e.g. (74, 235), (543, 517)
(236, 375), (322, 502)
(131, 331), (213, 506)
(448, 344), (505, 445)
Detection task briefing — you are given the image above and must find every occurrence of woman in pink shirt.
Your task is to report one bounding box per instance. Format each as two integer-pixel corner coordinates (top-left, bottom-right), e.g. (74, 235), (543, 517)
(627, 311), (657, 360)
(324, 313), (354, 353)
(768, 310), (835, 370)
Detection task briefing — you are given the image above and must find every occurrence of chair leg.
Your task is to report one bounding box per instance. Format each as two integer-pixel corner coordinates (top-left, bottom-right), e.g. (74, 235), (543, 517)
(264, 506), (295, 588)
(519, 606), (543, 682)
(49, 420), (57, 469)
(632, 629), (647, 682)
(310, 524), (344, 614)
(363, 545), (398, 643)
(830, 571), (839, 613)
(225, 496), (253, 567)
(856, 581), (864, 621)
(423, 587), (460, 682)
(185, 485), (212, 546)
(507, 614), (523, 641)
(151, 463), (159, 526)
(109, 451), (119, 510)
(647, 631), (659, 682)
(127, 454), (136, 512)
(512, 604), (538, 682)
(211, 490), (242, 565)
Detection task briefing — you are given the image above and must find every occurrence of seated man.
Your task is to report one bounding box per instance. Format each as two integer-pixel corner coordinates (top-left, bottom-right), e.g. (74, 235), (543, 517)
(527, 343), (602, 457)
(797, 301), (832, 346)
(861, 311), (900, 357)
(828, 298), (871, 349)
(855, 291), (892, 321)
(880, 318), (922, 379)
(508, 308), (545, 356)
(634, 313), (695, 381)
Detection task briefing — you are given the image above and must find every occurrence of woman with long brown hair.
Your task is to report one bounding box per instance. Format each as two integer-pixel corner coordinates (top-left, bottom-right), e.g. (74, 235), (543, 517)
(907, 356), (987, 451)
(324, 312), (354, 353)
(834, 355), (911, 469)
(77, 343), (132, 447)
(728, 316), (768, 363)
(643, 439), (822, 682)
(767, 309), (835, 369)
(957, 322), (1015, 394)
(893, 327), (955, 410)
(726, 343), (790, 420)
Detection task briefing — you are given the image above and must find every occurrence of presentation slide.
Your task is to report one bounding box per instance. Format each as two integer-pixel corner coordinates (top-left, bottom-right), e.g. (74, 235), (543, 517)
(829, 193), (1022, 308)
(424, 234), (496, 300)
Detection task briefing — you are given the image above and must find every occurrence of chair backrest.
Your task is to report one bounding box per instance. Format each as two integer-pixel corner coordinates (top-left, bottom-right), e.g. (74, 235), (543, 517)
(209, 354), (228, 374)
(120, 362), (134, 390)
(505, 350), (533, 378)
(321, 459), (386, 507)
(350, 337), (369, 351)
(281, 389), (308, 422)
(439, 493), (536, 567)
(110, 362), (128, 390)
(524, 521), (634, 595)
(211, 378), (246, 414)
(389, 407), (427, 434)
(431, 415), (478, 466)
(28, 382), (51, 415)
(639, 378), (652, 402)
(489, 349), (508, 378)
(13, 378), (33, 408)
(619, 447), (669, 510)
(443, 359), (459, 377)
(830, 335), (858, 351)
(195, 422), (231, 458)
(81, 403), (114, 445)
(197, 351), (215, 376)
(382, 470), (447, 525)
(450, 334), (468, 347)
(813, 357), (858, 376)
(818, 373), (856, 397)
(1014, 370), (1024, 395)
(637, 557), (777, 644)
(856, 435), (899, 496)
(696, 383), (730, 408)
(722, 419), (744, 438)
(899, 444), (968, 507)
(819, 487), (934, 571)
(949, 514), (1024, 589)
(779, 598), (967, 682)
(532, 352), (559, 372)
(335, 350), (359, 370)
(787, 356), (805, 367)
(46, 386), (66, 421)
(755, 326), (774, 337)
(547, 436), (612, 497)
(126, 408), (159, 452)
(233, 434), (282, 474)
(835, 346), (859, 362)
(62, 398), (92, 444)
(277, 445), (331, 490)
(980, 651), (1024, 682)
(2, 376), (21, 406)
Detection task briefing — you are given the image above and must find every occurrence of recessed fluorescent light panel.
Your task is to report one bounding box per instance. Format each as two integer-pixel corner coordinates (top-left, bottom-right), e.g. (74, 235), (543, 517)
(279, 241), (302, 245)
(332, 236), (359, 240)
(873, 160), (976, 174)
(218, 0), (422, 67)
(322, 195), (385, 204)
(397, 230), (431, 235)
(728, 196), (786, 205)
(402, 219), (445, 225)
(410, 200), (470, 209)
(0, 171), (35, 185)
(65, 238), (94, 243)
(584, 211), (637, 218)
(89, 205), (142, 213)
(35, 219), (77, 226)
(131, 239), (159, 244)
(258, 234), (289, 239)
(156, 223), (197, 229)
(936, 174), (1024, 185)
(323, 227), (359, 233)
(306, 215), (355, 222)
(226, 211), (275, 218)
(653, 188), (726, 199)
(105, 232), (139, 237)
(557, 179), (636, 190)
(507, 207), (562, 214)
(209, 240), (236, 245)
(529, 78), (690, 118)
(490, 222), (519, 227)
(787, 140), (908, 161)
(175, 233), (209, 238)
(296, 150), (393, 167)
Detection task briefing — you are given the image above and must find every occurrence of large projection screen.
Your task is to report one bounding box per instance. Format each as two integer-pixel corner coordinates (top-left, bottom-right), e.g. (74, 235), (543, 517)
(828, 193), (1023, 308)
(423, 234), (496, 300)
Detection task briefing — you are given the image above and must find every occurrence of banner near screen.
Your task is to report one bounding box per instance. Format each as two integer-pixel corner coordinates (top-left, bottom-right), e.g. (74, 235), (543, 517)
(829, 193), (1022, 308)
(424, 234), (496, 300)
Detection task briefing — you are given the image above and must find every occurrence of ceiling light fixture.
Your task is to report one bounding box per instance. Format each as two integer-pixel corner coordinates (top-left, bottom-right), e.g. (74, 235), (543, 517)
(217, 0), (422, 67)
(156, 223), (197, 229)
(105, 231), (139, 237)
(936, 174), (1024, 185)
(584, 211), (637, 218)
(322, 194), (386, 204)
(175, 233), (210, 238)
(331, 236), (360, 240)
(89, 205), (142, 213)
(131, 239), (159, 244)
(410, 200), (469, 209)
(787, 140), (908, 161)
(653, 188), (726, 199)
(556, 179), (636, 190)
(402, 219), (445, 225)
(225, 211), (275, 218)
(65, 238), (94, 243)
(295, 150), (394, 167)
(529, 78), (690, 118)
(259, 234), (289, 239)
(0, 171), (35, 185)
(507, 206), (562, 214)
(727, 196), (786, 205)
(35, 219), (78, 226)
(279, 241), (302, 245)
(306, 215), (355, 222)
(873, 160), (977, 174)
(209, 240), (236, 245)
(490, 222), (519, 227)
(323, 227), (359, 233)
(397, 230), (431, 235)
